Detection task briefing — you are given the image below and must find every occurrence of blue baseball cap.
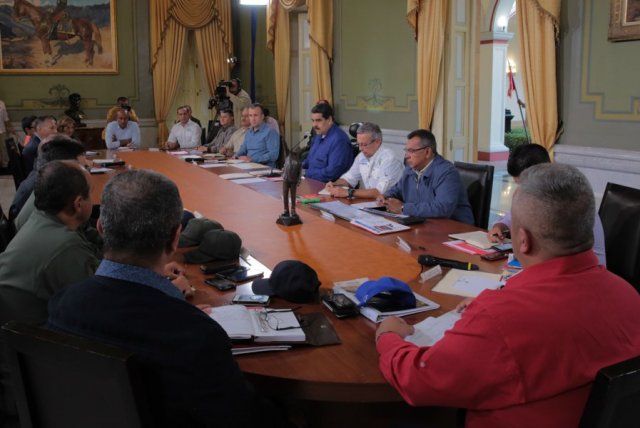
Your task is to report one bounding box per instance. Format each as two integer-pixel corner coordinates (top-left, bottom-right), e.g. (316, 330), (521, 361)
(355, 277), (416, 311)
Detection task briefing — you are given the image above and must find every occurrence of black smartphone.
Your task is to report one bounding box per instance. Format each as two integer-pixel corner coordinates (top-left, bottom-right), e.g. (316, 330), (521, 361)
(321, 292), (359, 318)
(232, 294), (270, 306)
(492, 243), (513, 252)
(200, 260), (239, 275)
(216, 266), (263, 283)
(481, 251), (510, 261)
(204, 278), (236, 291)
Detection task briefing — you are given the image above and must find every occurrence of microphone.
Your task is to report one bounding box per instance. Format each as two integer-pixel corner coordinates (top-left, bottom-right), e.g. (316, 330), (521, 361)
(417, 254), (479, 271)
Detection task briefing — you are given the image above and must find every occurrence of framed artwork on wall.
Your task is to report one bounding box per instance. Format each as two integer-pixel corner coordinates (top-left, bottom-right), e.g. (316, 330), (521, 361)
(0, 0), (117, 74)
(609, 0), (640, 42)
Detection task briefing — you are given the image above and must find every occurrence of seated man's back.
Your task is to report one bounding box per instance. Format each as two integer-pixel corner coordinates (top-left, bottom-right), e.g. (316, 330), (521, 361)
(48, 268), (271, 427)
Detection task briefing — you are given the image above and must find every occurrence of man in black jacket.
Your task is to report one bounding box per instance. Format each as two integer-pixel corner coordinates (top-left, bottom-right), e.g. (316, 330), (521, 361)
(47, 169), (285, 428)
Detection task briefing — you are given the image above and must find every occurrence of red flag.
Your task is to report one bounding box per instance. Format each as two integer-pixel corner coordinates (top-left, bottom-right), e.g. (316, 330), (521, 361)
(507, 69), (515, 98)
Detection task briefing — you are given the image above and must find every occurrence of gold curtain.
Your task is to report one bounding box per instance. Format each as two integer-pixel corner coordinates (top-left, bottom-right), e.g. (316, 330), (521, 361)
(516, 0), (560, 154)
(195, 0), (233, 94)
(407, 0), (448, 130)
(308, 0), (333, 104)
(151, 0), (233, 145)
(267, 0), (291, 133)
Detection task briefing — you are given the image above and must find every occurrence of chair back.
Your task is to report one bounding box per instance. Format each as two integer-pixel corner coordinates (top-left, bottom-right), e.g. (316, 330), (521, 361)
(599, 182), (640, 291)
(1, 322), (153, 428)
(0, 203), (16, 253)
(579, 355), (640, 428)
(454, 162), (494, 229)
(5, 137), (26, 190)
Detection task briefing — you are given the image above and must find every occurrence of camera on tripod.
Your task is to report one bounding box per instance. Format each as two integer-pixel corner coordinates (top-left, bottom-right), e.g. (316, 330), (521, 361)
(208, 80), (234, 111)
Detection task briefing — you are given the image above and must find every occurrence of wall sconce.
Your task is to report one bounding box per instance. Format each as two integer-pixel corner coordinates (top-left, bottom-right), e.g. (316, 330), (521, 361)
(227, 56), (238, 65)
(506, 59), (517, 75)
(496, 16), (508, 32)
(239, 0), (268, 5)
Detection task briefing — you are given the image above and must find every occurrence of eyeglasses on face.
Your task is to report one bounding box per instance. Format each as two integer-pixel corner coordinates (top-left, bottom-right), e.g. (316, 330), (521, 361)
(357, 140), (378, 148)
(403, 146), (428, 154)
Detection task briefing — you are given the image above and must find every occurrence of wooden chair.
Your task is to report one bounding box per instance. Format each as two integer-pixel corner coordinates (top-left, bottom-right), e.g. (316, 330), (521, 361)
(1, 322), (153, 428)
(598, 182), (640, 292)
(454, 162), (494, 229)
(579, 355), (640, 428)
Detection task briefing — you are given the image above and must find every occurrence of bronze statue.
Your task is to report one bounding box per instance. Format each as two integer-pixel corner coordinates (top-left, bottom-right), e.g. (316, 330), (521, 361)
(277, 150), (303, 226)
(64, 93), (86, 127)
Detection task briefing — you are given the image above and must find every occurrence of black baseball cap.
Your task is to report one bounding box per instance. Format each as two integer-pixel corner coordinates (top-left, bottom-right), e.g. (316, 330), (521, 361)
(183, 229), (241, 264)
(252, 260), (321, 303)
(178, 218), (223, 248)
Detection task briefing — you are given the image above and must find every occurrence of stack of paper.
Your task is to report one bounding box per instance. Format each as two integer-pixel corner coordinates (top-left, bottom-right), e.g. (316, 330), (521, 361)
(210, 305), (305, 343)
(447, 231), (496, 249)
(405, 311), (462, 347)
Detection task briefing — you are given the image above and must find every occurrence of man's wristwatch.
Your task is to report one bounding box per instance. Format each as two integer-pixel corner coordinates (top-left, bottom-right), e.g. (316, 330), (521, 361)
(347, 187), (355, 199)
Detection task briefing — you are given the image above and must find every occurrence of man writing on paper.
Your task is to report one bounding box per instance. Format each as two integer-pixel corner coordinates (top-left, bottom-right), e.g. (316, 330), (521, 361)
(375, 164), (640, 428)
(377, 129), (473, 224)
(487, 143), (606, 265)
(47, 170), (286, 427)
(324, 122), (403, 199)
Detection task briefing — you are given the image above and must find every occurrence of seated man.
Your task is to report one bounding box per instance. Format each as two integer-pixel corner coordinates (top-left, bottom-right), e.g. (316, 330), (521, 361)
(379, 129), (473, 224)
(235, 104), (280, 168)
(223, 106), (250, 156)
(488, 143), (606, 265)
(375, 163), (640, 427)
(200, 109), (236, 153)
(104, 108), (141, 149)
(0, 160), (100, 325)
(12, 135), (88, 229)
(21, 116), (57, 175)
(302, 102), (353, 182)
(325, 122), (403, 199)
(47, 170), (284, 427)
(102, 96), (139, 140)
(165, 105), (202, 150)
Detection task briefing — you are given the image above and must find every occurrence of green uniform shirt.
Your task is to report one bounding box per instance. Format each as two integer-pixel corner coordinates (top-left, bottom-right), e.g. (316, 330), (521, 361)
(0, 209), (100, 324)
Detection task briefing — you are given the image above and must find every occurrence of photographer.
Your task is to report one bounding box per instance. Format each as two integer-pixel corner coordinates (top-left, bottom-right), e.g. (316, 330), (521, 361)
(226, 78), (251, 124)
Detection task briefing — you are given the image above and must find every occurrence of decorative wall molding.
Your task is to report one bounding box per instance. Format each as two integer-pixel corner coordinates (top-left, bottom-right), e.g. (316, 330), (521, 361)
(554, 144), (640, 200)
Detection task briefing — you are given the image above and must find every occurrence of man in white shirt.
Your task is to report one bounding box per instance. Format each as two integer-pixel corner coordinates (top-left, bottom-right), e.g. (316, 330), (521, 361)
(325, 122), (403, 199)
(165, 105), (202, 150)
(104, 109), (141, 149)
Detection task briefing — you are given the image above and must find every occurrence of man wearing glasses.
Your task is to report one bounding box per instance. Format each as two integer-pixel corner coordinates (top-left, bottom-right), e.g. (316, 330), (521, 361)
(377, 129), (474, 224)
(324, 122), (403, 199)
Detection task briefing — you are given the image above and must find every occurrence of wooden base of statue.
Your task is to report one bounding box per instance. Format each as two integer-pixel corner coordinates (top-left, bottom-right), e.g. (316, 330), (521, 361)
(276, 212), (302, 226)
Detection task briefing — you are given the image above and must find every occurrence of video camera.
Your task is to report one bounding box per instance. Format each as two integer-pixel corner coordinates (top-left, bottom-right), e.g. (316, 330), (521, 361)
(208, 80), (234, 111)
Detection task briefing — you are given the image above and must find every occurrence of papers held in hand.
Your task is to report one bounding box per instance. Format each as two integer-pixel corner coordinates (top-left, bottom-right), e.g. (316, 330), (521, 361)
(209, 305), (305, 343)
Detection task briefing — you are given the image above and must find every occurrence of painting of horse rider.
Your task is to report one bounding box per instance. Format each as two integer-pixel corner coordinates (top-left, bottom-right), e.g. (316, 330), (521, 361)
(0, 0), (117, 73)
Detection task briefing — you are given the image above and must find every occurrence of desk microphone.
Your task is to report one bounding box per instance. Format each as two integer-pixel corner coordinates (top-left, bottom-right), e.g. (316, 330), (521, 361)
(418, 254), (479, 271)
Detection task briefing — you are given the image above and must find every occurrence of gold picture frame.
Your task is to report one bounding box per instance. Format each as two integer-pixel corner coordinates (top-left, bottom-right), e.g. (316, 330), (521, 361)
(1, 0), (118, 74)
(609, 0), (640, 42)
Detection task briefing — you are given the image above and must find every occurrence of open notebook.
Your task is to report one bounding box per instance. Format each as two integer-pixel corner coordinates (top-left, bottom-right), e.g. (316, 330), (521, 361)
(209, 305), (305, 343)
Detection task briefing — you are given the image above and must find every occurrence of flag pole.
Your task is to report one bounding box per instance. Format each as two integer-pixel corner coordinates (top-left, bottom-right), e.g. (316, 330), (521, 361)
(508, 62), (530, 144)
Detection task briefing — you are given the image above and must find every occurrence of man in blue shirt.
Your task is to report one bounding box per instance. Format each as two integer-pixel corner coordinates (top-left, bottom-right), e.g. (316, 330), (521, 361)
(379, 129), (474, 224)
(236, 104), (280, 168)
(302, 102), (353, 182)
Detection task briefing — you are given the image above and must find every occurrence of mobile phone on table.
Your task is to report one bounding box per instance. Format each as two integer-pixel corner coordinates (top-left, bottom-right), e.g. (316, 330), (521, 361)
(216, 266), (264, 283)
(481, 251), (510, 261)
(492, 243), (513, 252)
(204, 278), (236, 291)
(232, 294), (270, 306)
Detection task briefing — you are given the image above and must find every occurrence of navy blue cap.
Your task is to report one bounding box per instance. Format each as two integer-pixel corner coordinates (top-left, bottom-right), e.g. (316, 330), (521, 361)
(355, 277), (416, 311)
(252, 260), (320, 303)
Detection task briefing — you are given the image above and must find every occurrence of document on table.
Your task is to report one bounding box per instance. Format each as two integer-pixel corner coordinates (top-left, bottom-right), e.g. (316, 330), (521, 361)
(234, 162), (270, 170)
(219, 173), (254, 180)
(199, 163), (227, 169)
(432, 269), (503, 297)
(405, 310), (462, 347)
(230, 177), (266, 184)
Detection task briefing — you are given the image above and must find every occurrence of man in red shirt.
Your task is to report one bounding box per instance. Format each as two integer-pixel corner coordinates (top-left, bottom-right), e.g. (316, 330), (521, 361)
(376, 163), (640, 428)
